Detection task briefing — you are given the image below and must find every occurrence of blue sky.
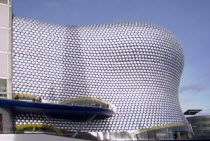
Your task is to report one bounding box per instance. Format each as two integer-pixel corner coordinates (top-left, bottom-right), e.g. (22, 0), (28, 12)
(13, 0), (210, 114)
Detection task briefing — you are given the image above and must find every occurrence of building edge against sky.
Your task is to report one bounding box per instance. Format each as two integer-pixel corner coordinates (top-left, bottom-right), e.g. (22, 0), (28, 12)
(0, 0), (13, 134)
(0, 0), (194, 140)
(0, 0), (12, 98)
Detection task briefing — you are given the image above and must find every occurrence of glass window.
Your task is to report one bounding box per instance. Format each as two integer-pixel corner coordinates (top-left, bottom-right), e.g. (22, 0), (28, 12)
(0, 28), (10, 52)
(0, 79), (7, 97)
(0, 53), (9, 77)
(0, 5), (9, 27)
(0, 0), (8, 4)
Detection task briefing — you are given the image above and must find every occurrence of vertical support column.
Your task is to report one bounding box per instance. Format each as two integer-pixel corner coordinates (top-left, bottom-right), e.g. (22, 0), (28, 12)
(0, 0), (12, 99)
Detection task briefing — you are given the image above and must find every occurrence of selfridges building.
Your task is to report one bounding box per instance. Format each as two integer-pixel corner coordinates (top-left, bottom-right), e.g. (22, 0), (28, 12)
(10, 16), (192, 140)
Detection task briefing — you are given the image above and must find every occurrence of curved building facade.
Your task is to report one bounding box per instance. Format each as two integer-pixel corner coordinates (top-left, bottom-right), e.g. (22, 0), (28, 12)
(12, 16), (188, 134)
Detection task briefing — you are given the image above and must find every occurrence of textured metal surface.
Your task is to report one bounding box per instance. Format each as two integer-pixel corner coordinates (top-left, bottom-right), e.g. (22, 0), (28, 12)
(12, 16), (187, 132)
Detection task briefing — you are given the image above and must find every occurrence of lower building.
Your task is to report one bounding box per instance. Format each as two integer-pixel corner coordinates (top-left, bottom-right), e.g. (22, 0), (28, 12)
(187, 115), (210, 139)
(185, 110), (210, 139)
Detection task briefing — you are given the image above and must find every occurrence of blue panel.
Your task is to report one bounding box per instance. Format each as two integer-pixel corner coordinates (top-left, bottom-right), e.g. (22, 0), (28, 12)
(0, 99), (114, 119)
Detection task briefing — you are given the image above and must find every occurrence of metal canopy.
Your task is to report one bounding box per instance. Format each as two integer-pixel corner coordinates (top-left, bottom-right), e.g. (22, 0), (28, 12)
(0, 98), (114, 120)
(184, 109), (202, 115)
